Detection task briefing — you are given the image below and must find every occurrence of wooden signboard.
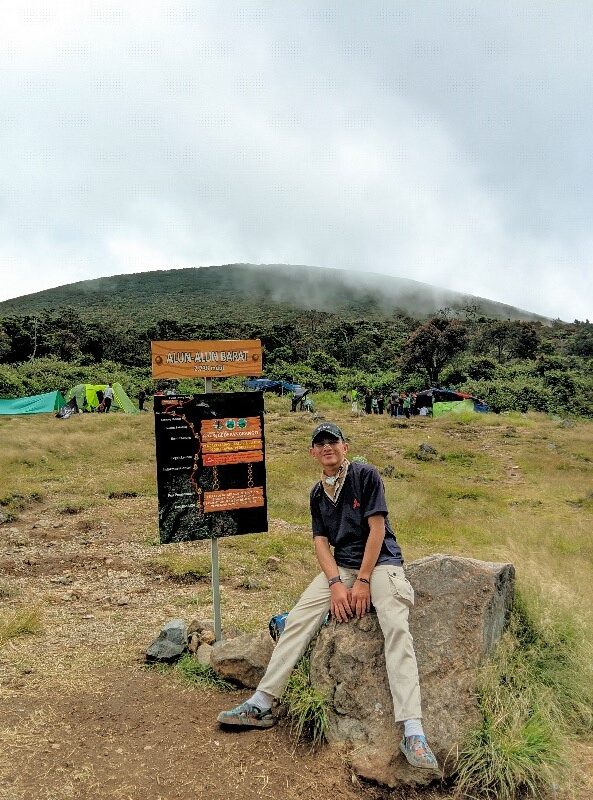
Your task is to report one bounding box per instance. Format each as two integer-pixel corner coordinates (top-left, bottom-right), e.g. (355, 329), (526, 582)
(153, 392), (267, 542)
(151, 340), (262, 379)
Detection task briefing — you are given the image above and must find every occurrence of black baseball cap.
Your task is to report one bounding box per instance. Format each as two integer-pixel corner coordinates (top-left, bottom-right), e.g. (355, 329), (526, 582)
(311, 422), (344, 444)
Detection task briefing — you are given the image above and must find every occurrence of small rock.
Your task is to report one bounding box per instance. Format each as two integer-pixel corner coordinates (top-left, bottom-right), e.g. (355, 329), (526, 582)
(419, 443), (437, 455)
(146, 618), (188, 662)
(200, 629), (216, 646)
(116, 596), (130, 606)
(188, 632), (200, 653)
(266, 556), (281, 571)
(195, 643), (213, 665)
(32, 520), (51, 529)
(187, 618), (215, 636)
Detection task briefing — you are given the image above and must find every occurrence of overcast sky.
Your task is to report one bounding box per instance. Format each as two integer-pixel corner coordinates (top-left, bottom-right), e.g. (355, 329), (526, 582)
(1, 2), (592, 320)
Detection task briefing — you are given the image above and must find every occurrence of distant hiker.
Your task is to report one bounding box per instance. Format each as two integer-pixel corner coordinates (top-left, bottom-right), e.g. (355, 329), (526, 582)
(138, 389), (147, 411)
(377, 392), (385, 415)
(351, 389), (358, 412)
(103, 383), (114, 413)
(389, 392), (398, 417)
(403, 393), (411, 419)
(217, 422), (439, 772)
(371, 395), (379, 414)
(364, 389), (373, 415)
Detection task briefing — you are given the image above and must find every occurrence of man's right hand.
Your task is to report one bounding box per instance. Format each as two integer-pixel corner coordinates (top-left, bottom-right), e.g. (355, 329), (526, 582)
(330, 581), (353, 623)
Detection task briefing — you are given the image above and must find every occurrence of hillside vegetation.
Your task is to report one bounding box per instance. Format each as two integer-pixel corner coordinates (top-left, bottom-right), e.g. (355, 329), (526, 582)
(0, 399), (592, 799)
(0, 264), (592, 418)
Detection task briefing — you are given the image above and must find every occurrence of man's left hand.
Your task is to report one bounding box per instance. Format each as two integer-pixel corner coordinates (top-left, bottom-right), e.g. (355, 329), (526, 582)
(351, 579), (371, 619)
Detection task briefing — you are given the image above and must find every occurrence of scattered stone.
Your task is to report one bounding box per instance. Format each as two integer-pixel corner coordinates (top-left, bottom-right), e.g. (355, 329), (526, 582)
(200, 629), (216, 646)
(195, 643), (213, 665)
(116, 596), (130, 606)
(32, 520), (51, 529)
(187, 617), (214, 636)
(416, 442), (437, 461)
(210, 630), (274, 688)
(309, 554), (515, 790)
(50, 576), (73, 585)
(188, 632), (200, 654)
(146, 619), (188, 662)
(380, 465), (395, 477)
(266, 556), (281, 571)
(560, 419), (574, 428)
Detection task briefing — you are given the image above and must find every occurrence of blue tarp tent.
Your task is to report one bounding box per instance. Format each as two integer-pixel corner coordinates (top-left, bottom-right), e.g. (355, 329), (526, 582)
(0, 391), (66, 415)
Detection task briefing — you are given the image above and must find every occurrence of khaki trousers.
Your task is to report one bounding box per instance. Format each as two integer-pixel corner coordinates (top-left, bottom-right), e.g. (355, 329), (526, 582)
(257, 564), (423, 721)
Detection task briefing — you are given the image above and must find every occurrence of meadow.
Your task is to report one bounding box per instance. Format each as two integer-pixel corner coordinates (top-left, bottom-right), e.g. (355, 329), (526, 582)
(0, 396), (592, 800)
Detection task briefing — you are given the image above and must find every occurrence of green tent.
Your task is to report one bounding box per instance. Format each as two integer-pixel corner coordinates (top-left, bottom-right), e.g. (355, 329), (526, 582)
(65, 383), (138, 414)
(432, 399), (476, 417)
(0, 390), (65, 415)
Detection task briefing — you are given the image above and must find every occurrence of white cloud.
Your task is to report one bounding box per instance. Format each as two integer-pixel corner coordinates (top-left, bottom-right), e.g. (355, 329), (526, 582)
(0, 2), (592, 320)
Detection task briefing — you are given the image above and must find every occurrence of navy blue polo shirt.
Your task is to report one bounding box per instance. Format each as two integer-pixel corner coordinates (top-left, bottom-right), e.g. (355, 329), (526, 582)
(310, 461), (403, 569)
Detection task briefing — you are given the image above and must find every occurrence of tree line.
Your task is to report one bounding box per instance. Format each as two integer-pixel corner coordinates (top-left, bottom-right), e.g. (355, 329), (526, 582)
(1, 307), (592, 417)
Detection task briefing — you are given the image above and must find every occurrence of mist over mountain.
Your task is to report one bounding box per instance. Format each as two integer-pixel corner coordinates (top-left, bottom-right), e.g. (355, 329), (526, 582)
(0, 264), (549, 323)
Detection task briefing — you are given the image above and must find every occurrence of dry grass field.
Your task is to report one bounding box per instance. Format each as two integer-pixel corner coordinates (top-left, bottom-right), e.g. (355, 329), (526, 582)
(1, 396), (592, 800)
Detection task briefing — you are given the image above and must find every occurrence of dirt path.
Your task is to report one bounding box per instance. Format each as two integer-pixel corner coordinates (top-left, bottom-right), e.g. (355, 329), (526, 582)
(0, 502), (441, 800)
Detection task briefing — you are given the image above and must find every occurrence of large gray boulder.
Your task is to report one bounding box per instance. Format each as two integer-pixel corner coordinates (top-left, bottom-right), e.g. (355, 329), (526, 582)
(210, 631), (275, 688)
(309, 554), (515, 789)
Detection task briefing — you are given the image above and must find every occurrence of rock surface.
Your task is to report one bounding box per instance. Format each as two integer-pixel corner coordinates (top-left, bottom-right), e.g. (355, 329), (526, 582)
(210, 630), (274, 688)
(145, 619), (188, 662)
(309, 554), (515, 789)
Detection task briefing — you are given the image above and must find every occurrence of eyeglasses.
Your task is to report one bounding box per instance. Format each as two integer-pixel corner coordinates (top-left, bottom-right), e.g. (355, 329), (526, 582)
(313, 439), (341, 448)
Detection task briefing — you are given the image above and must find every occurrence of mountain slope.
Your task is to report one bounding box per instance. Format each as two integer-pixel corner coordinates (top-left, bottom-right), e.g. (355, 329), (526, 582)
(0, 264), (549, 323)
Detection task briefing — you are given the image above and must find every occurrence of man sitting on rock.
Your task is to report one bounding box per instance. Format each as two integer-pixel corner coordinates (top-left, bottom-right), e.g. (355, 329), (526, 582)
(218, 422), (439, 771)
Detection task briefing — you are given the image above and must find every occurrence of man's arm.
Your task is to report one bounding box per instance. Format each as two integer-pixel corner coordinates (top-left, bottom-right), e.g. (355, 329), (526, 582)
(350, 514), (386, 618)
(314, 536), (353, 623)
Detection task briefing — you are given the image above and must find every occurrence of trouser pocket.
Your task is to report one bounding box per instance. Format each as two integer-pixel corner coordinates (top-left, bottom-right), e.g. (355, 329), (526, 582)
(387, 568), (415, 607)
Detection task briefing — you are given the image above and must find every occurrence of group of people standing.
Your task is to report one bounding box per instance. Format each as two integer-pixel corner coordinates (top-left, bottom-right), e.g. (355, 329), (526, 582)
(352, 389), (424, 418)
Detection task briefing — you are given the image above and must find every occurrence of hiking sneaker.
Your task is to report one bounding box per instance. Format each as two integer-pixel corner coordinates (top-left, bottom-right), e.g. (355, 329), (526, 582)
(399, 735), (439, 770)
(217, 701), (276, 729)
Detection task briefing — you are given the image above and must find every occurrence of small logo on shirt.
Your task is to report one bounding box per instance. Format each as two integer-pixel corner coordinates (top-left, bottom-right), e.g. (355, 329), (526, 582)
(353, 498), (360, 509)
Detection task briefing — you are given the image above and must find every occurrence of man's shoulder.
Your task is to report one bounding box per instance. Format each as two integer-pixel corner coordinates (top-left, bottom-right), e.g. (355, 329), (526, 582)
(349, 460), (380, 479)
(310, 480), (323, 500)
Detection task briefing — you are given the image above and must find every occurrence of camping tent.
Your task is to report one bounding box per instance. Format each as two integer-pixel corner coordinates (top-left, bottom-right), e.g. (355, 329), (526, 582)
(414, 388), (489, 416)
(244, 378), (303, 393)
(0, 390), (65, 415)
(65, 383), (138, 413)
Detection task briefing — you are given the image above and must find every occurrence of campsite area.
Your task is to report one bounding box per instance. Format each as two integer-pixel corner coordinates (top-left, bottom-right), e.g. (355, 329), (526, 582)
(1, 396), (593, 800)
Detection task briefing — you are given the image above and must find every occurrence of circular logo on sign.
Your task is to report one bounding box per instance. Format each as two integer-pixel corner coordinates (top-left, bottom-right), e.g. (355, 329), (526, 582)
(155, 355), (163, 365)
(225, 419), (236, 429)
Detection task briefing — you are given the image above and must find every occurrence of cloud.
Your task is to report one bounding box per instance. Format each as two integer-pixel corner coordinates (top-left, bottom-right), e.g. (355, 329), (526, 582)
(0, 2), (591, 320)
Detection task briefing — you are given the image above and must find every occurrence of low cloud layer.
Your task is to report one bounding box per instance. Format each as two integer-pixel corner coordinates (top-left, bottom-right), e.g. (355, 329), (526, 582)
(1, 2), (592, 320)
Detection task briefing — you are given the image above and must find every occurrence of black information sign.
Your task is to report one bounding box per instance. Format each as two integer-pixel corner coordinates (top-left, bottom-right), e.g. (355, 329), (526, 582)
(154, 392), (268, 543)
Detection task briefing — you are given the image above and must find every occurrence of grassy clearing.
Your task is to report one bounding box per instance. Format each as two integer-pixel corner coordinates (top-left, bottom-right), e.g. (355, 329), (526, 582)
(174, 653), (235, 691)
(1, 397), (593, 794)
(0, 608), (42, 647)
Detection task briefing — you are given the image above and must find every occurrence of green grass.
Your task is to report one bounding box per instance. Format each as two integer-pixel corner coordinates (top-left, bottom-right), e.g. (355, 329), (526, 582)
(151, 552), (216, 581)
(282, 656), (329, 748)
(175, 654), (235, 691)
(0, 608), (42, 647)
(454, 589), (593, 799)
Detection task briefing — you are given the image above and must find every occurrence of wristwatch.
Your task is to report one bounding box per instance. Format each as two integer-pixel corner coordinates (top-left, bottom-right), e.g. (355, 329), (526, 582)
(328, 575), (342, 587)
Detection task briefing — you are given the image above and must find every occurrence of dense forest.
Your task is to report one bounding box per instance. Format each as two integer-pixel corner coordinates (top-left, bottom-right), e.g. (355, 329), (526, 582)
(0, 265), (591, 417)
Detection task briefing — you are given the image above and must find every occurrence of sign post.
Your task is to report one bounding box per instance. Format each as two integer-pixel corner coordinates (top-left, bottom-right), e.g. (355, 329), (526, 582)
(203, 376), (221, 641)
(151, 341), (264, 643)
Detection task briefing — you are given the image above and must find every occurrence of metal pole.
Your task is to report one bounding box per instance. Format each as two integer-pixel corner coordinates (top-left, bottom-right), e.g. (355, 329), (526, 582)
(203, 375), (222, 640)
(211, 536), (222, 641)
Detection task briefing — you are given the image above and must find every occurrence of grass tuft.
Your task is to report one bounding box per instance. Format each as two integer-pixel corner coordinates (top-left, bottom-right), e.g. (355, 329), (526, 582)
(175, 654), (235, 691)
(151, 552), (215, 582)
(282, 656), (328, 748)
(0, 607), (42, 647)
(453, 589), (593, 799)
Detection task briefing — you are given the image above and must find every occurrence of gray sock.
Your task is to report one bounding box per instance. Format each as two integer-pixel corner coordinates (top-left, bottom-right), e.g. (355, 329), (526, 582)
(403, 718), (424, 738)
(247, 690), (274, 711)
